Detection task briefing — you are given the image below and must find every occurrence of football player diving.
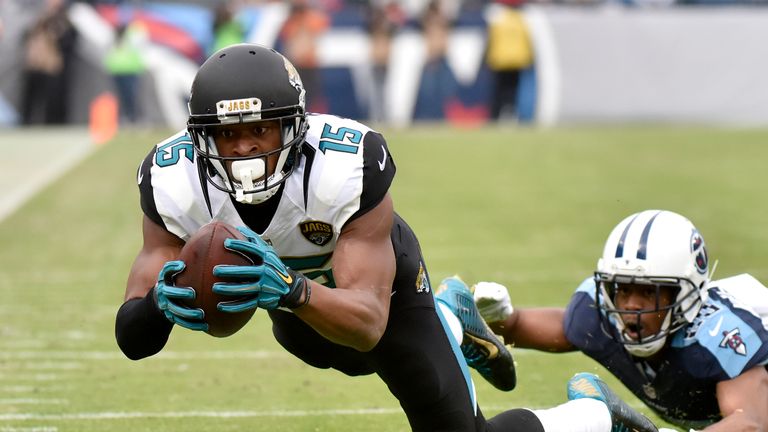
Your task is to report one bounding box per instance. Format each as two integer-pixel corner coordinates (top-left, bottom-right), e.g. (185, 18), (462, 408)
(469, 209), (768, 432)
(115, 43), (659, 432)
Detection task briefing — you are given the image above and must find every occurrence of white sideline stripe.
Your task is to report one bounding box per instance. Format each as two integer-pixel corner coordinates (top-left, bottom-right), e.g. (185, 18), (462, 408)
(0, 128), (94, 223)
(0, 351), (288, 360)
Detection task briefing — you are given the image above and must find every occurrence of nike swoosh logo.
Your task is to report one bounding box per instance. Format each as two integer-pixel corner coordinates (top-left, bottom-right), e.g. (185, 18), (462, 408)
(709, 316), (724, 337)
(137, 169), (144, 185)
(466, 334), (500, 359)
(279, 271), (293, 285)
(378, 146), (387, 171)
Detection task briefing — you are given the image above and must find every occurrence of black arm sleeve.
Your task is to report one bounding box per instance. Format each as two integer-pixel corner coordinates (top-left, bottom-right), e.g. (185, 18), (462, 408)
(115, 287), (174, 360)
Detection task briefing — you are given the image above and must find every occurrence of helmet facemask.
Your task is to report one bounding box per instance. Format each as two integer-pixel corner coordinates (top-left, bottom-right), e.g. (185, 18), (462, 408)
(185, 44), (309, 208)
(596, 273), (702, 357)
(190, 110), (305, 204)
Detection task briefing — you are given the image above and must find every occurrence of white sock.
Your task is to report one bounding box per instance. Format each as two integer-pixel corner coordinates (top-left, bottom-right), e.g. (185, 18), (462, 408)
(530, 398), (612, 432)
(437, 302), (463, 345)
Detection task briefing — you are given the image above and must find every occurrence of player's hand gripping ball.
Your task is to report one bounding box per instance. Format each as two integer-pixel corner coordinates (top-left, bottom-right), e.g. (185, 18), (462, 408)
(213, 226), (309, 311)
(174, 221), (257, 337)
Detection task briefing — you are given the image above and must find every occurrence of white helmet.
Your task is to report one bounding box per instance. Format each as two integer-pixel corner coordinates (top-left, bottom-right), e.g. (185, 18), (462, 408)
(595, 210), (710, 357)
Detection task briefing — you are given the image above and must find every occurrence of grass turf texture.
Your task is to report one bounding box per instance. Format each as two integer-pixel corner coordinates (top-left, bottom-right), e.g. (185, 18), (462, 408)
(1, 125), (767, 431)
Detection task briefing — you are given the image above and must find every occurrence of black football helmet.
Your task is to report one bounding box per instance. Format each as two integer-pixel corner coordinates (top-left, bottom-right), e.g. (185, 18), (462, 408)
(187, 43), (308, 207)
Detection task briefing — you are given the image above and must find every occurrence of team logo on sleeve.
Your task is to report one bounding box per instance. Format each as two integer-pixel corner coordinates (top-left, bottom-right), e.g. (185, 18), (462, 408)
(415, 262), (430, 294)
(299, 221), (333, 246)
(719, 327), (747, 356)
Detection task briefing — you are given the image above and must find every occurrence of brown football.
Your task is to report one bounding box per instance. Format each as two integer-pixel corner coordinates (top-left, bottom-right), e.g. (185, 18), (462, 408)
(175, 221), (256, 337)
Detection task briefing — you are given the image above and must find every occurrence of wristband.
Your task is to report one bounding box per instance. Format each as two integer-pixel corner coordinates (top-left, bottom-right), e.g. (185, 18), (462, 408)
(279, 269), (310, 309)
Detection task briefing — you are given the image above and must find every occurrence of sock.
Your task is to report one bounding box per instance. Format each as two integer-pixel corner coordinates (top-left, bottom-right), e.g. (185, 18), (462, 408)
(530, 398), (612, 432)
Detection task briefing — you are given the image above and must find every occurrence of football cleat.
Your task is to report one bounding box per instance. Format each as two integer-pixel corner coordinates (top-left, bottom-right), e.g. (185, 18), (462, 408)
(567, 372), (659, 432)
(435, 276), (517, 391)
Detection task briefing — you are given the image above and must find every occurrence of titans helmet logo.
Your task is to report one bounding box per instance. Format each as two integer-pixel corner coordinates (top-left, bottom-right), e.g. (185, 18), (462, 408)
(690, 230), (708, 275)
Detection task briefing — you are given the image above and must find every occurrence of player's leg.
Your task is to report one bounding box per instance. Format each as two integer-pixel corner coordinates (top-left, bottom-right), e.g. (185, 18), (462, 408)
(365, 214), (485, 430)
(491, 372), (659, 432)
(268, 309), (375, 376)
(486, 398), (616, 432)
(369, 304), (485, 431)
(434, 275), (517, 391)
(567, 372), (659, 432)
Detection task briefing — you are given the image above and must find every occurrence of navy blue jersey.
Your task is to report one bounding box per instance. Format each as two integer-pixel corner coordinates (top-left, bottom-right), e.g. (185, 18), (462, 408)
(564, 274), (768, 429)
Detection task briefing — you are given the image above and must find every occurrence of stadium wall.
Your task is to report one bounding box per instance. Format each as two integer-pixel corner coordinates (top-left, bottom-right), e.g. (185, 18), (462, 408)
(527, 5), (768, 126)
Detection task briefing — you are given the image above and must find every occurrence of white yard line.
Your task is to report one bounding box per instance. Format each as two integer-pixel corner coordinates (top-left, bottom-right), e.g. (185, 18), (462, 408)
(0, 428), (58, 432)
(0, 399), (68, 405)
(0, 350), (289, 360)
(0, 405), (526, 422)
(0, 408), (405, 421)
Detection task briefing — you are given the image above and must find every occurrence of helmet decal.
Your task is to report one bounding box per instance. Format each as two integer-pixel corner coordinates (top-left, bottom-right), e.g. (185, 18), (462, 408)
(636, 211), (661, 260)
(691, 230), (708, 275)
(283, 56), (305, 107)
(216, 97), (262, 123)
(614, 213), (640, 258)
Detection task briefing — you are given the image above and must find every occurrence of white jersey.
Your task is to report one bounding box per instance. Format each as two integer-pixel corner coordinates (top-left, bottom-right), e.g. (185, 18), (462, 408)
(137, 113), (396, 286)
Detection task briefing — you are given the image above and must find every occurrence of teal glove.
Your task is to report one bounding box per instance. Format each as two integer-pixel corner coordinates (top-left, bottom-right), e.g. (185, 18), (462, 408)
(154, 260), (209, 332)
(213, 226), (309, 311)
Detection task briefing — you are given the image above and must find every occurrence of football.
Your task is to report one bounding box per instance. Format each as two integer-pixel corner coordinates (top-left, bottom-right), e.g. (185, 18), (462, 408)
(175, 221), (256, 337)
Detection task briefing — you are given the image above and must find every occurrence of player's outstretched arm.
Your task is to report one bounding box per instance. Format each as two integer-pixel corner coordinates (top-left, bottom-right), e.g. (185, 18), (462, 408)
(702, 365), (768, 431)
(292, 194), (395, 352)
(495, 307), (576, 352)
(473, 283), (576, 352)
(116, 216), (193, 360)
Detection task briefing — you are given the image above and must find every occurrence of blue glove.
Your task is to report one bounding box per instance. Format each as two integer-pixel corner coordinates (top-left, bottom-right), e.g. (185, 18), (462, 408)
(213, 226), (309, 311)
(154, 260), (209, 332)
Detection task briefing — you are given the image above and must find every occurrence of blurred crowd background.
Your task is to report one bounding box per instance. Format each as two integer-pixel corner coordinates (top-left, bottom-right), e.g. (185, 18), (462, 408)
(1, 0), (767, 131)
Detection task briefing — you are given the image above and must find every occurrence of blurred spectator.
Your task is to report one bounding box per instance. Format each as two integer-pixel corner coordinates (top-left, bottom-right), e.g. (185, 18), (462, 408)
(413, 0), (457, 121)
(484, 3), (533, 122)
(366, 1), (403, 123)
(20, 0), (77, 125)
(278, 0), (330, 113)
(104, 20), (147, 125)
(211, 0), (244, 55)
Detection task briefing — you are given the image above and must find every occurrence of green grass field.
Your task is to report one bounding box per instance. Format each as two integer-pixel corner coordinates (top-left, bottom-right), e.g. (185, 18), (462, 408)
(1, 125), (767, 431)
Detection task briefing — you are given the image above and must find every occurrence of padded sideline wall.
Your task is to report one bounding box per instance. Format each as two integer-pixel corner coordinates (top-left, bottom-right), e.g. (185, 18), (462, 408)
(527, 6), (768, 125)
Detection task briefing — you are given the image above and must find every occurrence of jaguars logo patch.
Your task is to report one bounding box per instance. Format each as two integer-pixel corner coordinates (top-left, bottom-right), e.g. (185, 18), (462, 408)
(283, 56), (306, 107)
(415, 261), (430, 294)
(299, 221), (333, 246)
